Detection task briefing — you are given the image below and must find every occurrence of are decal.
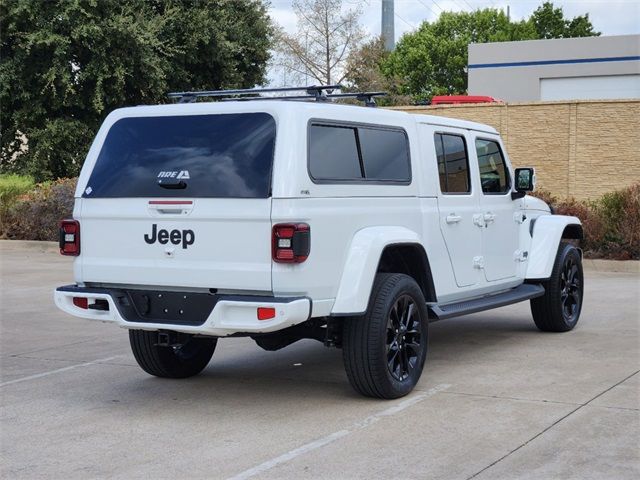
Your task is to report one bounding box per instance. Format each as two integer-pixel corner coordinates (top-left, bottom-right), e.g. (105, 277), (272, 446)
(157, 170), (190, 179)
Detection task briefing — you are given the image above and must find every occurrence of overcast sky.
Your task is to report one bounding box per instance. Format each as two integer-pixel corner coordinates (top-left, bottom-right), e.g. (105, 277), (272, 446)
(268, 0), (640, 41)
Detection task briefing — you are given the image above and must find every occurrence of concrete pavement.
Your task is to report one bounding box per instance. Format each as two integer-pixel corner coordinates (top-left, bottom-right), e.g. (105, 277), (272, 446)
(1, 241), (638, 479)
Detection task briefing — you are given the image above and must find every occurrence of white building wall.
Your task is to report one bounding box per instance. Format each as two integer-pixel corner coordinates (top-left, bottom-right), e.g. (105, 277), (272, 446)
(540, 74), (640, 101)
(468, 35), (640, 102)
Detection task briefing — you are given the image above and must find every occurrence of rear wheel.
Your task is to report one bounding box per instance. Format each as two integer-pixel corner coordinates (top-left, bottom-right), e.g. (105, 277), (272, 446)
(129, 330), (216, 378)
(531, 242), (584, 332)
(343, 273), (429, 399)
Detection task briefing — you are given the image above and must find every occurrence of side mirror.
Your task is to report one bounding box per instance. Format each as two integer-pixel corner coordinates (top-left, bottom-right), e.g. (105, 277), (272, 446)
(512, 167), (535, 199)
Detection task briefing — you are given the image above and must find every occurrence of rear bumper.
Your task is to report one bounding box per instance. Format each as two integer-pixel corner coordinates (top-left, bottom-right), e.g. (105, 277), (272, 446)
(54, 285), (312, 337)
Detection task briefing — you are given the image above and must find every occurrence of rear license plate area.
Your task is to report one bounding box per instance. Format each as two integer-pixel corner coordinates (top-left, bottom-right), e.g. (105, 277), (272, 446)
(118, 290), (217, 326)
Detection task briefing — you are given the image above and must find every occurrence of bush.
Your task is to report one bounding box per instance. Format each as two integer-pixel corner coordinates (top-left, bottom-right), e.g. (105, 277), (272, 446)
(532, 183), (640, 260)
(0, 174), (35, 214)
(554, 197), (607, 255)
(594, 183), (640, 259)
(1, 178), (77, 240)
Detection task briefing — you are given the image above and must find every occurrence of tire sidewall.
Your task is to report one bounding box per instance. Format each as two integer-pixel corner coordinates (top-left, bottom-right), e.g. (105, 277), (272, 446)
(129, 330), (217, 378)
(370, 275), (429, 397)
(553, 244), (584, 330)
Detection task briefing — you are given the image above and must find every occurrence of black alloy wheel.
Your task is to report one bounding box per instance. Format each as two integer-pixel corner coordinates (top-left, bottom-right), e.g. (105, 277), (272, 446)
(560, 254), (582, 323)
(386, 295), (423, 382)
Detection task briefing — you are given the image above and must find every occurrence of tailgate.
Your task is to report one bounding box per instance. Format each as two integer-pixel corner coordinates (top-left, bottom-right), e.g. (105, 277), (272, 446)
(79, 198), (272, 291)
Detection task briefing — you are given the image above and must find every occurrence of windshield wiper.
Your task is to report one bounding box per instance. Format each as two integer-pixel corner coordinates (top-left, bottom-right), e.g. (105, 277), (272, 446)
(157, 178), (187, 189)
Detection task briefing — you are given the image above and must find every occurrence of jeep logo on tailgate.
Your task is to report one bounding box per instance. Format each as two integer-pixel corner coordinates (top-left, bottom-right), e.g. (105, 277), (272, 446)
(144, 224), (195, 249)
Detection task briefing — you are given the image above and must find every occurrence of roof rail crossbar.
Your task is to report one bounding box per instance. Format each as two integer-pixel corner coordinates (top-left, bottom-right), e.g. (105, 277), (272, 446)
(218, 91), (388, 107)
(330, 92), (387, 107)
(168, 85), (342, 103)
(220, 95), (320, 103)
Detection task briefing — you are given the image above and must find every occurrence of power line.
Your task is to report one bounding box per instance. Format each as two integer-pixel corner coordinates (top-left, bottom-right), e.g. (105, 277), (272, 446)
(430, 0), (444, 12)
(452, 0), (475, 12)
(415, 0), (440, 17)
(394, 11), (417, 30)
(462, 0), (475, 10)
(454, 0), (470, 11)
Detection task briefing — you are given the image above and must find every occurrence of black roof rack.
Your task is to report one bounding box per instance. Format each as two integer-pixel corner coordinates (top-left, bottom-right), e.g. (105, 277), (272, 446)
(166, 85), (386, 107)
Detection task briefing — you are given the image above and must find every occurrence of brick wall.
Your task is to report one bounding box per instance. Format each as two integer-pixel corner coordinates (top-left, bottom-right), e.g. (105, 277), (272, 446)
(395, 100), (640, 200)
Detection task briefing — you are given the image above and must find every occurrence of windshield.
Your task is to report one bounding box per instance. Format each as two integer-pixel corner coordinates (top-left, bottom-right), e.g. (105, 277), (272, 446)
(83, 113), (276, 198)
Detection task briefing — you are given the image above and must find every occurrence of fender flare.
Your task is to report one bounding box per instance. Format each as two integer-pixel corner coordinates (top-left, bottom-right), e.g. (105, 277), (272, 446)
(526, 215), (583, 280)
(331, 226), (423, 315)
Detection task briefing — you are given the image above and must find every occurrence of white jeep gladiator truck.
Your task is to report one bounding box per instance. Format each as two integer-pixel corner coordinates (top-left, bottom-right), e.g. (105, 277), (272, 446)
(54, 86), (584, 399)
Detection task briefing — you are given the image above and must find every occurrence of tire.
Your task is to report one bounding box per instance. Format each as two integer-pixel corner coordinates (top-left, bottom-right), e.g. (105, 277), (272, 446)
(129, 330), (217, 378)
(343, 273), (429, 399)
(531, 242), (584, 332)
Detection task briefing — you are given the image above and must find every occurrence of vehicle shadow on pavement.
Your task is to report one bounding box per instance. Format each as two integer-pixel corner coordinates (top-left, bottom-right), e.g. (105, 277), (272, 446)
(109, 313), (544, 404)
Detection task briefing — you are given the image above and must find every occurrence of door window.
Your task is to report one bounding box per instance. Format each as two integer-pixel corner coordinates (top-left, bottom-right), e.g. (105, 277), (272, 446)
(308, 123), (411, 183)
(475, 139), (510, 194)
(434, 133), (471, 194)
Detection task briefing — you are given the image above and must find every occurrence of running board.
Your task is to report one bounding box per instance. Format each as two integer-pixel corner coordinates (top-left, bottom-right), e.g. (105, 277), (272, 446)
(429, 284), (545, 321)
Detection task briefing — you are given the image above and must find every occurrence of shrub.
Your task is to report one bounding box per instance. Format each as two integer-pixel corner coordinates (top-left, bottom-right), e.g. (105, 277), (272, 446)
(0, 174), (34, 215)
(1, 178), (77, 241)
(531, 183), (640, 260)
(528, 188), (556, 208)
(593, 183), (640, 259)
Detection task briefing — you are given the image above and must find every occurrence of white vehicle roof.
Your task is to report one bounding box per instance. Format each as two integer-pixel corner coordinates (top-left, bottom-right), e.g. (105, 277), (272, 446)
(109, 100), (498, 135)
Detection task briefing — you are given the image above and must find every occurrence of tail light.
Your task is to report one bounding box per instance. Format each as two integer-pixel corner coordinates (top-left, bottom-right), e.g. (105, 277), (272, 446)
(272, 223), (310, 263)
(59, 219), (80, 256)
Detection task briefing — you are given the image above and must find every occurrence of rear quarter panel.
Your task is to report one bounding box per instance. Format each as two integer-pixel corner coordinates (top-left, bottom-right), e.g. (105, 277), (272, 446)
(271, 197), (422, 316)
(271, 107), (425, 317)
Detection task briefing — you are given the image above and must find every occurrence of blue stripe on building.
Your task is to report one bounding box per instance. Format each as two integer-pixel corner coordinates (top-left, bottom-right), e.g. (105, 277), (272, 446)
(468, 56), (640, 69)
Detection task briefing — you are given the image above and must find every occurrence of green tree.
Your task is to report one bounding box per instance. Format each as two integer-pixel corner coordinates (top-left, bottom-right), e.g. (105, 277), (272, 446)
(0, 0), (274, 181)
(532, 2), (600, 39)
(382, 9), (537, 100)
(382, 3), (599, 101)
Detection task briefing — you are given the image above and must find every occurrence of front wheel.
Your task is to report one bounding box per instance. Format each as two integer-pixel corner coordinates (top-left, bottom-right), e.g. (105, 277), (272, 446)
(129, 330), (217, 378)
(343, 273), (429, 399)
(531, 242), (584, 332)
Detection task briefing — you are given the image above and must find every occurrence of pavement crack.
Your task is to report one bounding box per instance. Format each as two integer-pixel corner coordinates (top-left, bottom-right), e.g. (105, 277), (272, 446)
(465, 369), (640, 480)
(588, 405), (639, 412)
(441, 390), (582, 407)
(8, 337), (105, 357)
(5, 354), (132, 367)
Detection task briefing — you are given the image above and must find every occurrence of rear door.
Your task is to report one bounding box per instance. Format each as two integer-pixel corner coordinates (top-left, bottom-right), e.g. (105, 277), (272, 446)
(433, 130), (483, 287)
(78, 112), (276, 292)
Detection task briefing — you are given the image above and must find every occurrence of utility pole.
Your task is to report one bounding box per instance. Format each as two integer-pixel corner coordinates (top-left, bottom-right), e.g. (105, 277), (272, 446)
(382, 0), (395, 51)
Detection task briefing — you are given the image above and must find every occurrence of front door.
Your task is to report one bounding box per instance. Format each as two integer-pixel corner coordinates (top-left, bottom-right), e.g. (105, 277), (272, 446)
(473, 136), (521, 282)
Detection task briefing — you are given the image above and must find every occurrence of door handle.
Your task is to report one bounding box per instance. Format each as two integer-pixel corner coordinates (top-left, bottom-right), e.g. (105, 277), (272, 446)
(446, 213), (462, 224)
(148, 200), (194, 216)
(483, 212), (496, 224)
